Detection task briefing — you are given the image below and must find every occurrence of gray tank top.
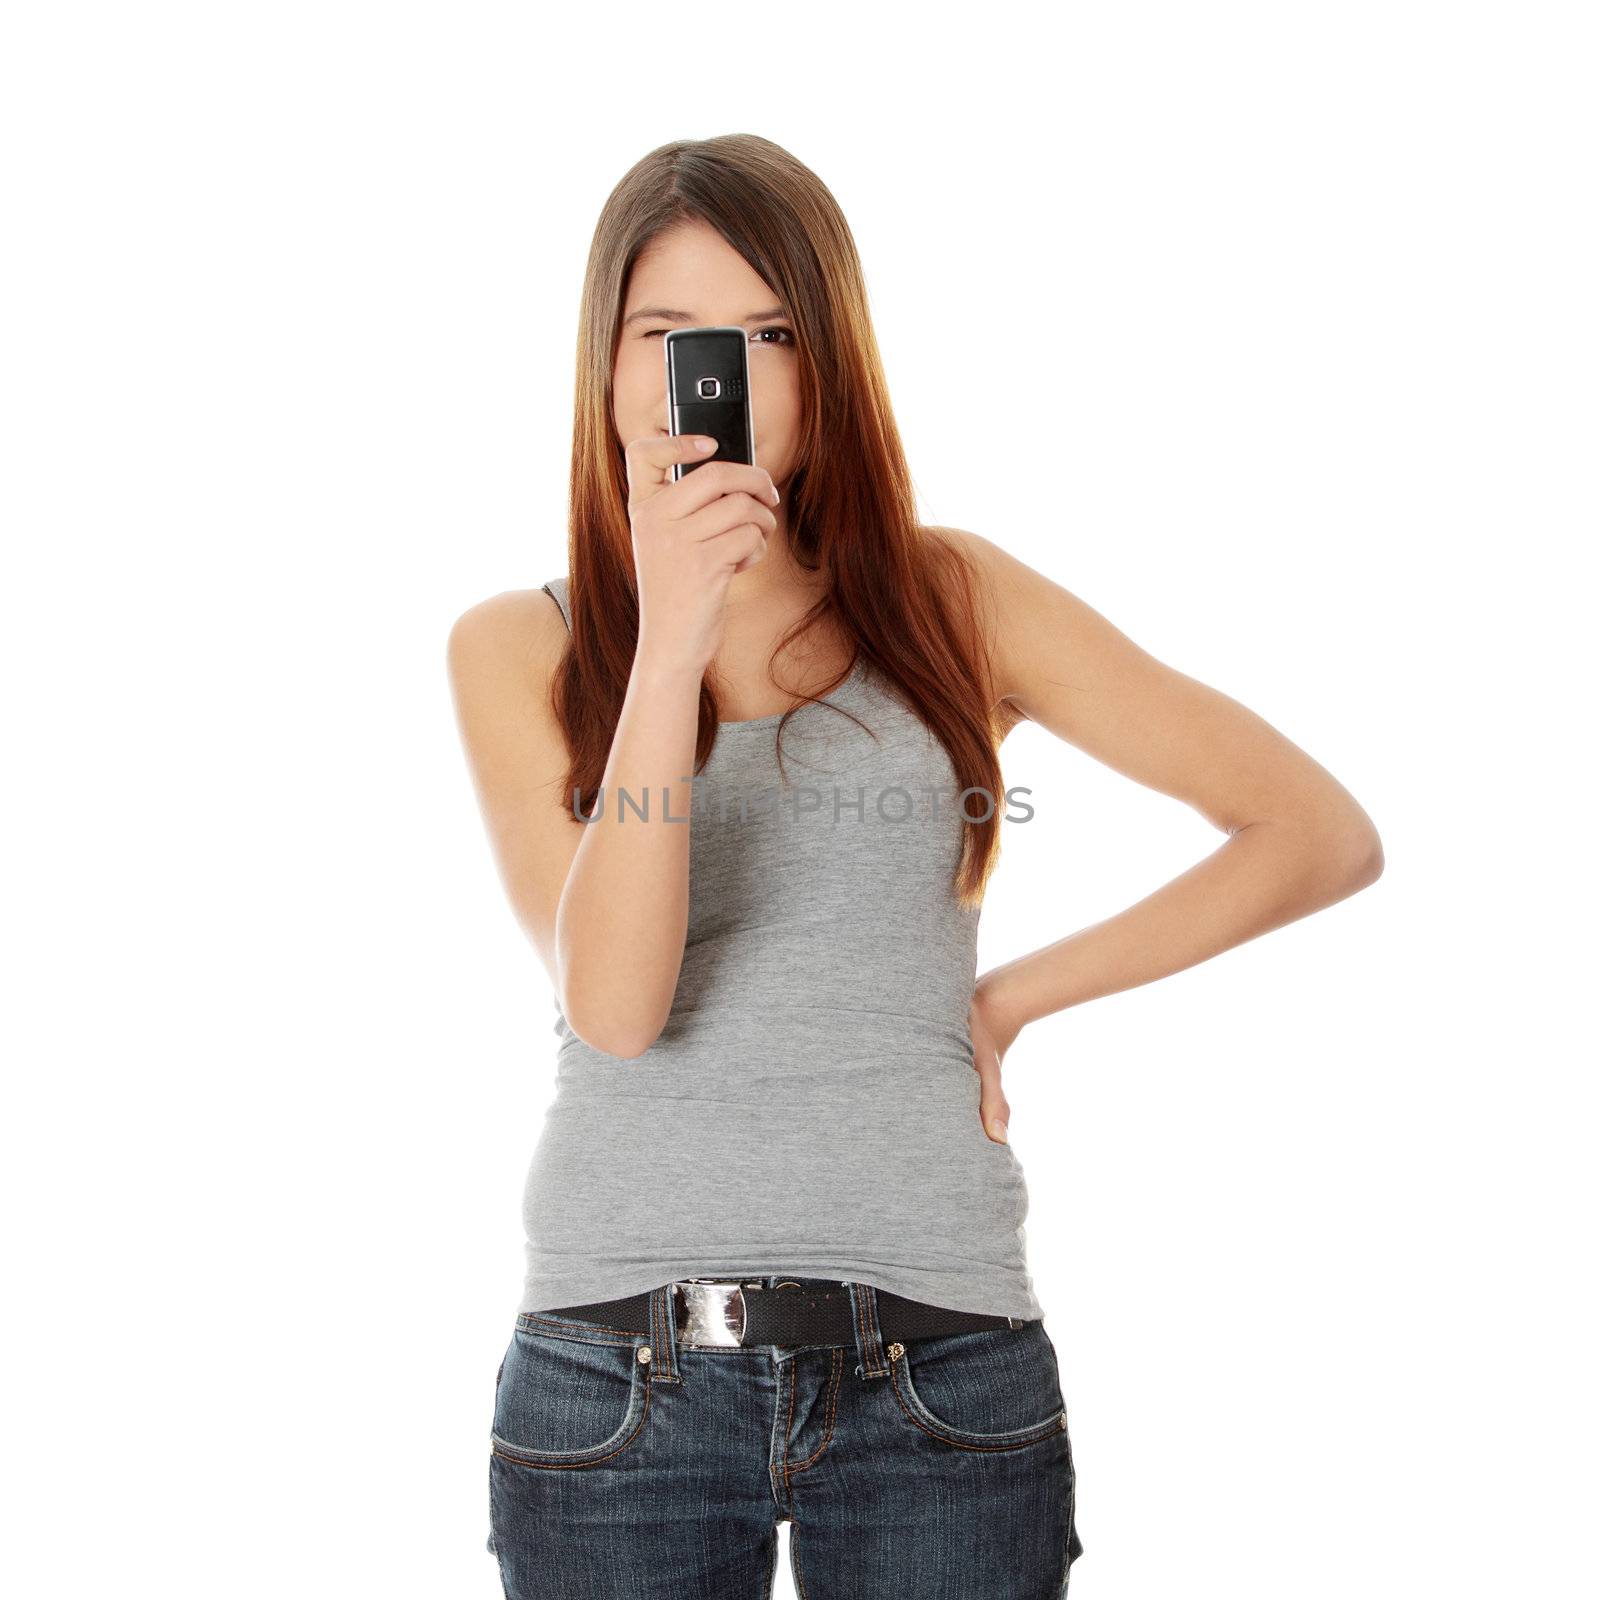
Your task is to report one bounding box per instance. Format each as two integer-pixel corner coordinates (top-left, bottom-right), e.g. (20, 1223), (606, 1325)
(519, 575), (1042, 1320)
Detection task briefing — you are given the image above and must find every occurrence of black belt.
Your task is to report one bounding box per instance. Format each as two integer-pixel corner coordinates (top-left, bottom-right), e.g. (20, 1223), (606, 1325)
(541, 1277), (1030, 1349)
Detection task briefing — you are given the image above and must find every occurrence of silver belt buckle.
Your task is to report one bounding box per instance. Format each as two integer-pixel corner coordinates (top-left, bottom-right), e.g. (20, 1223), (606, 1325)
(673, 1278), (756, 1347)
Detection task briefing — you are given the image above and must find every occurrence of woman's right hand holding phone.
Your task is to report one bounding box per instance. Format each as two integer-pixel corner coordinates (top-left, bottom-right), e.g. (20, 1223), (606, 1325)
(624, 433), (780, 679)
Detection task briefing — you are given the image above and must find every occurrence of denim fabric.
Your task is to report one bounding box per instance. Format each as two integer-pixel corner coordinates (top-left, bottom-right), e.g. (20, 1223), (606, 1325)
(487, 1276), (1083, 1598)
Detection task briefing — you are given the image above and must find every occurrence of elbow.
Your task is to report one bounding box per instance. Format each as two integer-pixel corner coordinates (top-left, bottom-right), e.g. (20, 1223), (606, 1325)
(1331, 820), (1385, 894)
(1261, 810), (1384, 902)
(560, 985), (667, 1063)
(1356, 829), (1385, 887)
(582, 1025), (662, 1063)
(550, 912), (680, 1062)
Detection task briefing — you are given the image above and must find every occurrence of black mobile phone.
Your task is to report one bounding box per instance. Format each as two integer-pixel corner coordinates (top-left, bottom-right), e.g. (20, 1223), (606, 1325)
(664, 326), (755, 481)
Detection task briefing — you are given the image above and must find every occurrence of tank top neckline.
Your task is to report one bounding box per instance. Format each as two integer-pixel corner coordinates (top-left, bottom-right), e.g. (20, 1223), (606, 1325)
(715, 656), (870, 732)
(541, 575), (875, 734)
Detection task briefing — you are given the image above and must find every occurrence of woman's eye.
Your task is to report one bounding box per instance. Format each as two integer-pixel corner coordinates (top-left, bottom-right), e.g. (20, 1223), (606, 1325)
(639, 327), (794, 345)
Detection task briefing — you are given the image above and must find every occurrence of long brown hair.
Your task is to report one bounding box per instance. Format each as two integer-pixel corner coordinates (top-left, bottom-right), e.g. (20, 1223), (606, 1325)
(554, 133), (1006, 908)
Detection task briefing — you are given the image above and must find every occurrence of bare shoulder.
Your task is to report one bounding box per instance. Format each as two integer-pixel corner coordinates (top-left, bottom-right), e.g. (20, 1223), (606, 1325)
(447, 586), (566, 665)
(922, 523), (1048, 636)
(446, 587), (585, 965)
(922, 525), (1135, 715)
(446, 586), (574, 793)
(446, 587), (568, 703)
(920, 525), (1047, 732)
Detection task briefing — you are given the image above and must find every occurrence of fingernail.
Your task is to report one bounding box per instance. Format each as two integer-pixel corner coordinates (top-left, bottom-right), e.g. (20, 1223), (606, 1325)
(991, 1120), (1008, 1142)
(695, 437), (717, 452)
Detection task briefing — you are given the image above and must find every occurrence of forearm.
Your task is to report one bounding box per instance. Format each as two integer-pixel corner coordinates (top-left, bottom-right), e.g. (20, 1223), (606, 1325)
(556, 651), (703, 1058)
(980, 818), (1383, 1035)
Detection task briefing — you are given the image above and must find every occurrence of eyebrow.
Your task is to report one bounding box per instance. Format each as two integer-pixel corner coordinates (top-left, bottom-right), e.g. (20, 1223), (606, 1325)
(620, 305), (790, 329)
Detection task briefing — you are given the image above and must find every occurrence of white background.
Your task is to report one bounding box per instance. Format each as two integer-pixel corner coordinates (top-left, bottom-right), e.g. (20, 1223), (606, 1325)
(4, 3), (1594, 1596)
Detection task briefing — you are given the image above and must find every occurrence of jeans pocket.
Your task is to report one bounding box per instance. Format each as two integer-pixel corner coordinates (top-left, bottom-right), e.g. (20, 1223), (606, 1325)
(885, 1321), (1070, 1452)
(489, 1312), (652, 1470)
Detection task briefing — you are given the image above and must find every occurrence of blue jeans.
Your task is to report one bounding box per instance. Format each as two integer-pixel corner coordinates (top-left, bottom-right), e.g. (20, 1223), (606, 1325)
(488, 1275), (1084, 1598)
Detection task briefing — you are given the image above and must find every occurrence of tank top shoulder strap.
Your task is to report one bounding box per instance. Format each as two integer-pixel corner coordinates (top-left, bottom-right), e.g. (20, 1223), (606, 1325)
(541, 575), (572, 633)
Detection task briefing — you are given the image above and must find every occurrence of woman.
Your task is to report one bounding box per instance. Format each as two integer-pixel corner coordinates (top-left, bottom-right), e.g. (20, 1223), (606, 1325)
(448, 134), (1383, 1600)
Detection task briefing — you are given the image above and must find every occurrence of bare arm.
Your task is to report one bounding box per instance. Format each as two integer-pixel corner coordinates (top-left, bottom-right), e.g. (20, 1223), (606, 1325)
(446, 434), (779, 1059)
(446, 590), (703, 1058)
(952, 527), (1384, 1059)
